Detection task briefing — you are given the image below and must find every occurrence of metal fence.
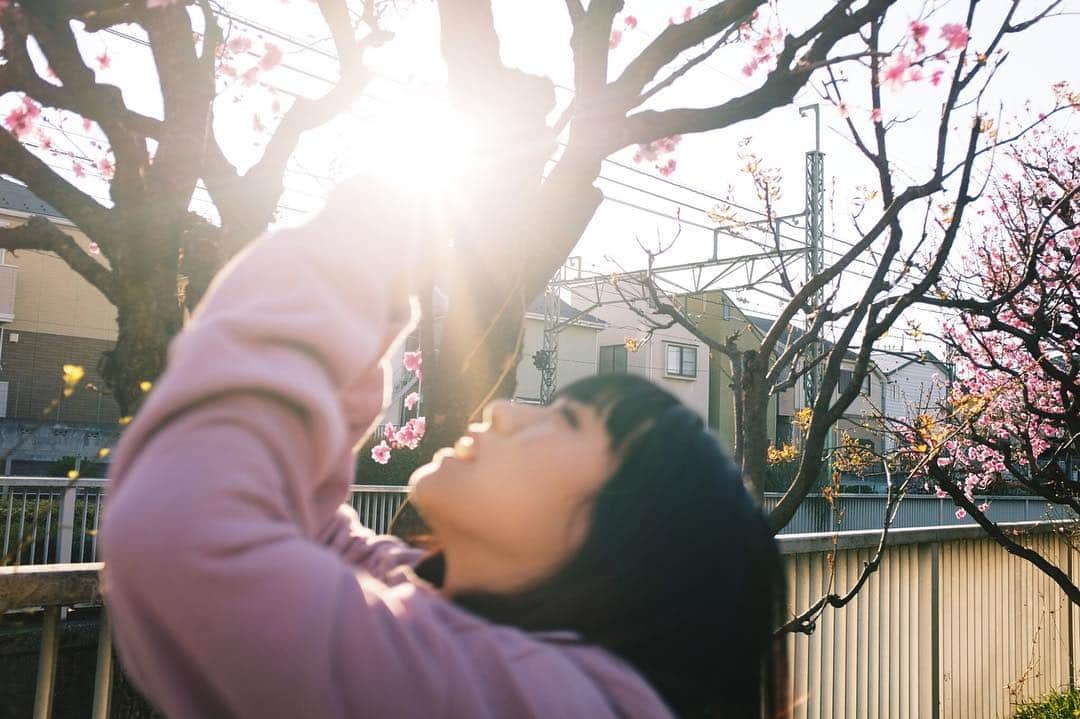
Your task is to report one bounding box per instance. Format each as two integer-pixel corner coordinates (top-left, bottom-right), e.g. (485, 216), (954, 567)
(1, 477), (105, 565)
(3, 476), (1077, 566)
(5, 520), (1080, 718)
(0, 477), (408, 565)
(763, 492), (1077, 534)
(778, 521), (1080, 718)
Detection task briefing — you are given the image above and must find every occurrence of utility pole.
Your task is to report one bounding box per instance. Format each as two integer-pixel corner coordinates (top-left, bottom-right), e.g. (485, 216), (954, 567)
(800, 103), (829, 482)
(538, 257), (581, 405)
(800, 103), (826, 408)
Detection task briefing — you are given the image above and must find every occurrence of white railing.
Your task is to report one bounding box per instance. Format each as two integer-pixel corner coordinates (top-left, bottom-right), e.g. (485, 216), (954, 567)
(0, 477), (408, 565)
(1, 477), (106, 566)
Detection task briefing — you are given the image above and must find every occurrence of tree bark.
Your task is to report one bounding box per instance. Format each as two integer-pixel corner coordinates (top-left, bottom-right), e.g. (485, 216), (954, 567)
(102, 265), (183, 415)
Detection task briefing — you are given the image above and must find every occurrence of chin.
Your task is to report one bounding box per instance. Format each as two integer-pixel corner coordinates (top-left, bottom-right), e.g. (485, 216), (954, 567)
(408, 449), (457, 503)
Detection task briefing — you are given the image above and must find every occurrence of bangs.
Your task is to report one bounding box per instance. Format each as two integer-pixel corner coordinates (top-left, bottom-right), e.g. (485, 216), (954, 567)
(554, 374), (680, 456)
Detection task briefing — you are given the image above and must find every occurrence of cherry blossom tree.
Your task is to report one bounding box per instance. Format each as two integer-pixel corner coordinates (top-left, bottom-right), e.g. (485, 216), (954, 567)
(911, 117), (1080, 604)
(602, 2), (1064, 521)
(562, 1), (1072, 633)
(0, 0), (391, 412)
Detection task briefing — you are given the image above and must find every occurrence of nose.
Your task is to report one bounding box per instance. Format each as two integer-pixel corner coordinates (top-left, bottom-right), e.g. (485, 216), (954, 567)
(483, 399), (532, 435)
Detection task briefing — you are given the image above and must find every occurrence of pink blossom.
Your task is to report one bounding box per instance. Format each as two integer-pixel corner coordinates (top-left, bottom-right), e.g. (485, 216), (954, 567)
(226, 36), (253, 54)
(96, 52), (111, 70)
(72, 162), (86, 178)
(259, 43), (284, 71)
(403, 350), (422, 374)
(870, 107), (883, 123)
(909, 20), (930, 53)
(955, 508), (967, 519)
(609, 29), (622, 50)
(3, 97), (42, 139)
(88, 241), (100, 255)
(977, 502), (990, 513)
(880, 53), (912, 90)
(404, 392), (421, 411)
(837, 101), (850, 119)
(941, 23), (969, 51)
(658, 159), (676, 177)
(371, 441), (391, 464)
(97, 156), (114, 179)
(623, 15), (638, 29)
(930, 68), (946, 86)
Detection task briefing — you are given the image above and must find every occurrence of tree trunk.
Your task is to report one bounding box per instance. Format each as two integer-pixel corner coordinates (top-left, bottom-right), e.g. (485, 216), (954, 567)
(102, 268), (183, 415)
(738, 349), (770, 503)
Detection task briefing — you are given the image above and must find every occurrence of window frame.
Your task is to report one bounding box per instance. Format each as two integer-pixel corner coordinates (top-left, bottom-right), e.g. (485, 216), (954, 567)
(664, 342), (697, 380)
(598, 344), (629, 375)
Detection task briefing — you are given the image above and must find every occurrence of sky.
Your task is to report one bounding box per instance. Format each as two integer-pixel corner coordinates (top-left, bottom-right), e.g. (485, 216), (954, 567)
(6, 0), (1080, 355)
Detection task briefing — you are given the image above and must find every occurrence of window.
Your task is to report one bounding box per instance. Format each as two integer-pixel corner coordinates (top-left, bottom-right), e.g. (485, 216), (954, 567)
(838, 369), (871, 395)
(722, 302), (732, 321)
(599, 345), (628, 375)
(665, 343), (697, 379)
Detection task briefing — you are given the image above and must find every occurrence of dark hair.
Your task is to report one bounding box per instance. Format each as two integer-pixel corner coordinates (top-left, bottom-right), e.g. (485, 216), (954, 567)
(419, 374), (788, 718)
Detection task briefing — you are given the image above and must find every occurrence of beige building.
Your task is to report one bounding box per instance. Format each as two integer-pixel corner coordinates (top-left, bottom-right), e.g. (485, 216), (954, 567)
(513, 296), (605, 404)
(0, 179), (121, 474)
(569, 282), (711, 422)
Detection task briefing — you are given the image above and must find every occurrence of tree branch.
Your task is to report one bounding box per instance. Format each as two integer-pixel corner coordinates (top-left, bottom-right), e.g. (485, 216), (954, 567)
(0, 216), (116, 302)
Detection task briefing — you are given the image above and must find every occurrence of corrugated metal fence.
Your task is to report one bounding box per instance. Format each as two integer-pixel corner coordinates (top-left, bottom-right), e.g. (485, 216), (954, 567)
(779, 523), (1079, 718)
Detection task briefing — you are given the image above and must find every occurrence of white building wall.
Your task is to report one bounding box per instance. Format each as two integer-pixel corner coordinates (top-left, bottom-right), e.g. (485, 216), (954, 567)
(513, 316), (600, 403)
(583, 287), (710, 422)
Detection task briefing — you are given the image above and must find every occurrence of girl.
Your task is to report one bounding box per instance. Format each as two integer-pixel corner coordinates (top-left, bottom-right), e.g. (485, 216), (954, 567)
(102, 183), (787, 718)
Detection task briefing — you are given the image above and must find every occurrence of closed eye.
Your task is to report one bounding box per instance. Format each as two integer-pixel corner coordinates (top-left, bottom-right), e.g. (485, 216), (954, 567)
(557, 403), (580, 430)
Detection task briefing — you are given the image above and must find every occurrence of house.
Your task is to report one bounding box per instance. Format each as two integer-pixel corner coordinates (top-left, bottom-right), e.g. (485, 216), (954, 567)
(569, 281), (711, 422)
(873, 349), (951, 441)
(381, 290), (606, 427)
(0, 178), (121, 475)
(513, 294), (606, 405)
(676, 289), (775, 454)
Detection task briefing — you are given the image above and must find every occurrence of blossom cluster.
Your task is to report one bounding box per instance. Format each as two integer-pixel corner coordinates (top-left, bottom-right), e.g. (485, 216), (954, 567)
(919, 125), (1080, 508)
(371, 351), (426, 465)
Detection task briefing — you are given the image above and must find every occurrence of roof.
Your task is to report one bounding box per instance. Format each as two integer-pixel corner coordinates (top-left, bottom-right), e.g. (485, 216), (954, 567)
(871, 348), (947, 374)
(0, 177), (65, 219)
(526, 294), (605, 327)
(745, 313), (879, 369)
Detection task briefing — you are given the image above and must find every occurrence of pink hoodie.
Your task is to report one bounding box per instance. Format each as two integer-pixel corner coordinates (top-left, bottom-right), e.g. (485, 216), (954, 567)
(101, 204), (673, 718)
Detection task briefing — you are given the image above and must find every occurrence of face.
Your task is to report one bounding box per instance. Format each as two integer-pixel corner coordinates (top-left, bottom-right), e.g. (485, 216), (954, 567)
(409, 398), (617, 594)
